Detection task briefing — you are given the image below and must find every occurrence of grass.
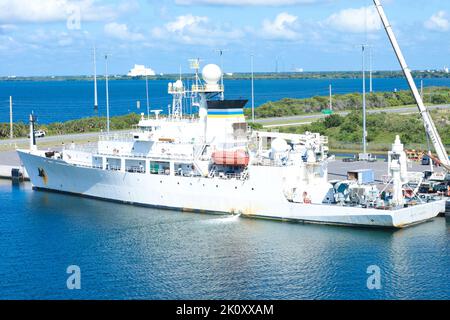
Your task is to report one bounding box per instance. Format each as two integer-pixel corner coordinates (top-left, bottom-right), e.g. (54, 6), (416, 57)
(246, 86), (450, 119)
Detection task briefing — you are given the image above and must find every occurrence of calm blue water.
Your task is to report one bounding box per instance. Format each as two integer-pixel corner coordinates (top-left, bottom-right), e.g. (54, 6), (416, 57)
(0, 180), (448, 300)
(1, 78), (450, 124)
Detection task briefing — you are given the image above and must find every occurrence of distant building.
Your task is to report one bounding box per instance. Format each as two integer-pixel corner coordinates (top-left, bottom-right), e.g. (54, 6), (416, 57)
(444, 67), (449, 74)
(127, 64), (156, 77)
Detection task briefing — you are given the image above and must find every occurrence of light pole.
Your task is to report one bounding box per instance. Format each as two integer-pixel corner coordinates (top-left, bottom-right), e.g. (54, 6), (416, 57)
(362, 45), (367, 156)
(9, 96), (13, 139)
(105, 54), (110, 133)
(329, 84), (332, 111)
(145, 72), (150, 119)
(93, 46), (98, 110)
(251, 53), (255, 123)
(369, 45), (373, 93)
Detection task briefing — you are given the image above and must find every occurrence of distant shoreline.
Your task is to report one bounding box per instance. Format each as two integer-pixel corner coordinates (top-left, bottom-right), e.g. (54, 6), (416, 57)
(1, 70), (449, 82)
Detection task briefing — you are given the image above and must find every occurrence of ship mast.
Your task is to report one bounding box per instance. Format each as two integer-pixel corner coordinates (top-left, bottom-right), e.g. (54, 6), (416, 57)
(373, 0), (450, 167)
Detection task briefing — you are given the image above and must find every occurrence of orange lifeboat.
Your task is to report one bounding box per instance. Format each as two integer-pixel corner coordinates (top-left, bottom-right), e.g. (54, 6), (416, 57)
(212, 150), (249, 166)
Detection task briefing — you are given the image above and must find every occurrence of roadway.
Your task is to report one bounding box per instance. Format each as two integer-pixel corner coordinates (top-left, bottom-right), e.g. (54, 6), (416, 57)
(1, 103), (448, 149)
(254, 103), (450, 125)
(0, 129), (129, 150)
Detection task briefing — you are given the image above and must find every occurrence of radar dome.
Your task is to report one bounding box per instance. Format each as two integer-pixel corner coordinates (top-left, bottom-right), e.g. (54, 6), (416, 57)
(202, 64), (222, 84)
(271, 138), (289, 153)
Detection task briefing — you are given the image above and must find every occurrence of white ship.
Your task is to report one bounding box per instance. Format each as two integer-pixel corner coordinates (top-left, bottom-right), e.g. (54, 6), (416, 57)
(16, 1), (450, 228)
(17, 62), (446, 228)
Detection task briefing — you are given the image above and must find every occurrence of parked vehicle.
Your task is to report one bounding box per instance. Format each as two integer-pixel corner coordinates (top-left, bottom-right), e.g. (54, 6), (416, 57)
(35, 130), (46, 138)
(28, 130), (46, 138)
(357, 153), (377, 162)
(421, 155), (430, 165)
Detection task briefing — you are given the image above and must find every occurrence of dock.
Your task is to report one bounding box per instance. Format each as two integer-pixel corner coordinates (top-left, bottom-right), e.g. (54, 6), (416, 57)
(0, 151), (29, 181)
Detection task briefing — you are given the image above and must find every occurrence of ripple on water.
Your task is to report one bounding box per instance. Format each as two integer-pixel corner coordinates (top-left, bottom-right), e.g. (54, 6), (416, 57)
(0, 181), (449, 299)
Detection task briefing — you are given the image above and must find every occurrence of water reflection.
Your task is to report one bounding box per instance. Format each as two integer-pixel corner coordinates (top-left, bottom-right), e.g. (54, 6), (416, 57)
(0, 180), (448, 299)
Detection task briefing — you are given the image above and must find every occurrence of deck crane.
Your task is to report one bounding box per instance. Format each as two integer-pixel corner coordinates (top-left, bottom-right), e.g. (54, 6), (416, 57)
(373, 0), (450, 171)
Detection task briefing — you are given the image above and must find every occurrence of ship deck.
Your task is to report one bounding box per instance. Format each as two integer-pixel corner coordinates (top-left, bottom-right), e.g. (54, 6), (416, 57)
(0, 150), (445, 181)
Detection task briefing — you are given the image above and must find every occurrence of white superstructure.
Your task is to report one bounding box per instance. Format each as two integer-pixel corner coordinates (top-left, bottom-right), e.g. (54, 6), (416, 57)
(127, 64), (156, 77)
(17, 63), (446, 228)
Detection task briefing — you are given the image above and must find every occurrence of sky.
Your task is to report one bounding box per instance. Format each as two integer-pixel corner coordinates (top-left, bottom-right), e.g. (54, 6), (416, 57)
(0, 0), (449, 76)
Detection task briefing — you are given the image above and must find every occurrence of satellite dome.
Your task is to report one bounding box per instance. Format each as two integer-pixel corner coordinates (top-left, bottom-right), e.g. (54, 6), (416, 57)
(271, 138), (289, 153)
(202, 64), (222, 84)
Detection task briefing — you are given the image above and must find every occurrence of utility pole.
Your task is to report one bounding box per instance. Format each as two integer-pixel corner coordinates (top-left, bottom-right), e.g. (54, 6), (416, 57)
(362, 45), (367, 156)
(329, 84), (333, 111)
(9, 96), (13, 139)
(421, 79), (433, 171)
(369, 46), (373, 93)
(93, 46), (98, 110)
(105, 54), (110, 133)
(251, 53), (255, 123)
(145, 71), (150, 119)
(420, 79), (424, 100)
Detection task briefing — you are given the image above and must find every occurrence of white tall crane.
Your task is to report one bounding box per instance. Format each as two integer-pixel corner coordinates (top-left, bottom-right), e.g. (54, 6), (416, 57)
(93, 46), (98, 110)
(373, 0), (450, 168)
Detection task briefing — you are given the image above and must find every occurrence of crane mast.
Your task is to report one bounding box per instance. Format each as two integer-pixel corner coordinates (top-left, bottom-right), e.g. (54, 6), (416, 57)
(373, 0), (450, 167)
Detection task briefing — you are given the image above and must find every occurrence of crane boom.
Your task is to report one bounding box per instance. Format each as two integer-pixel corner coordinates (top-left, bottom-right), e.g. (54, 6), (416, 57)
(373, 0), (450, 167)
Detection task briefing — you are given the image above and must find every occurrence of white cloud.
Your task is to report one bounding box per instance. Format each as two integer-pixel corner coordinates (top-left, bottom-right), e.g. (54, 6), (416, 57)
(0, 0), (119, 23)
(0, 24), (17, 34)
(165, 15), (208, 33)
(152, 14), (244, 46)
(104, 22), (144, 41)
(175, 0), (321, 5)
(326, 6), (382, 33)
(425, 11), (449, 32)
(261, 12), (300, 41)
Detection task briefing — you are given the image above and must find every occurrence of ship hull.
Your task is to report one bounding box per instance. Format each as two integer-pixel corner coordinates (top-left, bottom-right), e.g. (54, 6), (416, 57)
(18, 150), (446, 228)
